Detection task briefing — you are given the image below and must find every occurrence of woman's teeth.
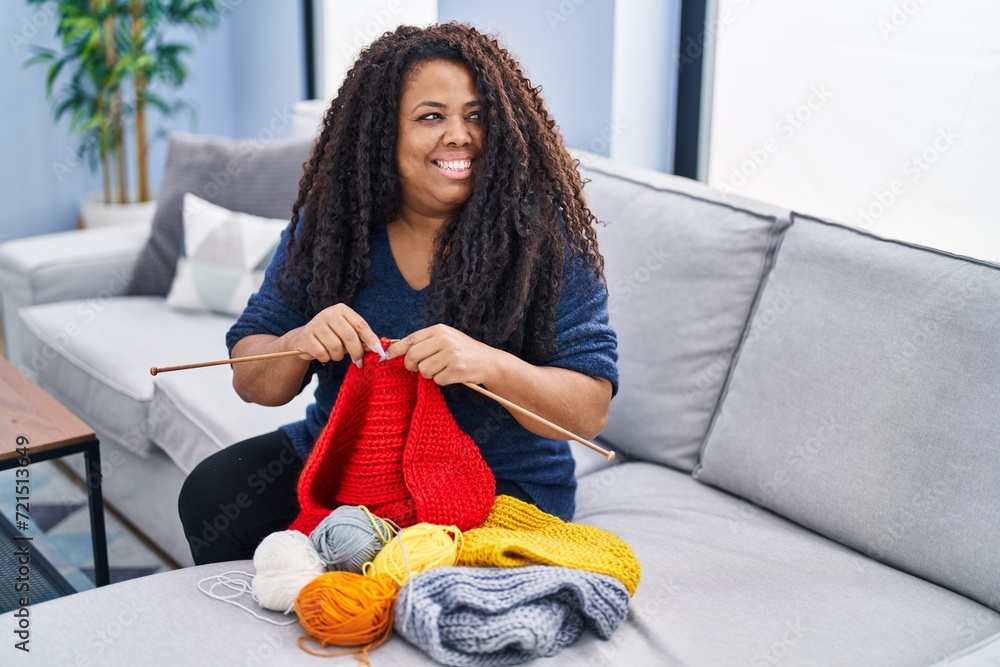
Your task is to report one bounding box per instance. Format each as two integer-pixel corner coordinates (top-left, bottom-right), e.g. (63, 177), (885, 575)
(434, 160), (472, 171)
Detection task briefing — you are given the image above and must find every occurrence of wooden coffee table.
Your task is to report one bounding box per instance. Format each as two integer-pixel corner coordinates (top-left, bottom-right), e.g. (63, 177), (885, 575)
(0, 356), (110, 587)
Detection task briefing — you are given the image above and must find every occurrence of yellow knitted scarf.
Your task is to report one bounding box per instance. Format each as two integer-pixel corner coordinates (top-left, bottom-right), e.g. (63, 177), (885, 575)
(457, 495), (641, 596)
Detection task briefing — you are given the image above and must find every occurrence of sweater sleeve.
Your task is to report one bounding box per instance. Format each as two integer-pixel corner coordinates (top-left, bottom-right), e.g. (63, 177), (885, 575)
(225, 224), (318, 392)
(545, 250), (620, 397)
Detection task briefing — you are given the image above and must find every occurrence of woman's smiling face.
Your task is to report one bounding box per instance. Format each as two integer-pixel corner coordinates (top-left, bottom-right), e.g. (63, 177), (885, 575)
(396, 59), (485, 218)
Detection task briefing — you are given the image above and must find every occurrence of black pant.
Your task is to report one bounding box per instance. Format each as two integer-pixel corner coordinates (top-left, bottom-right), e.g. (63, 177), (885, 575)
(178, 430), (534, 565)
(178, 431), (303, 565)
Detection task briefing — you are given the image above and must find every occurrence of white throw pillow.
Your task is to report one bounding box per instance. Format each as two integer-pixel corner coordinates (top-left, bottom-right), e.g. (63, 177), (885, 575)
(165, 193), (287, 316)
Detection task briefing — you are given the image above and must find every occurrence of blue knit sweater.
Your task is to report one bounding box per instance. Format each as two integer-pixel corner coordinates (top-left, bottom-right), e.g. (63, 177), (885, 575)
(226, 224), (618, 520)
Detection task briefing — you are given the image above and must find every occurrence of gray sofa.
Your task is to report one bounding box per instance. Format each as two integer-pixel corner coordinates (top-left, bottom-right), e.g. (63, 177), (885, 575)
(1, 144), (999, 666)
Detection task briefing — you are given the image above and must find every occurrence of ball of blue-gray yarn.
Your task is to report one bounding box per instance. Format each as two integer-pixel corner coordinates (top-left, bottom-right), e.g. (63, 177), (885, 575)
(309, 505), (390, 573)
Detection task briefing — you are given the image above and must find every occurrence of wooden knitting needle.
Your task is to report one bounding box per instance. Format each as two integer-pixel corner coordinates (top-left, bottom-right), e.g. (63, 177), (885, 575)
(458, 381), (615, 461)
(149, 349), (302, 375)
(150, 349), (616, 462)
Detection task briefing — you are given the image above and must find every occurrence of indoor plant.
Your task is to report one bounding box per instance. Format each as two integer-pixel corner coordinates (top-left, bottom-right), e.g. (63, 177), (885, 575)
(26, 0), (222, 227)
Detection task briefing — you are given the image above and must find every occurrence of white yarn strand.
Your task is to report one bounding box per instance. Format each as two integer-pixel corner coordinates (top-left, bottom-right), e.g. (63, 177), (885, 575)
(197, 571), (298, 626)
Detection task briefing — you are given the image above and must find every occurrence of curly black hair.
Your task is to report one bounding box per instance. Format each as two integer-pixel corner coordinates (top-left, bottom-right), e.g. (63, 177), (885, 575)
(281, 22), (604, 374)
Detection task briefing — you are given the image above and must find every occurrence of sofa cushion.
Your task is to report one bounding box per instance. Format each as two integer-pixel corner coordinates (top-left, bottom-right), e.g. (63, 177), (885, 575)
(0, 221), (149, 367)
(941, 633), (1000, 665)
(149, 364), (317, 474)
(577, 152), (791, 471)
(576, 463), (1000, 666)
(18, 297), (237, 457)
(127, 132), (312, 296)
(5, 463), (997, 666)
(165, 194), (286, 316)
(695, 214), (1000, 612)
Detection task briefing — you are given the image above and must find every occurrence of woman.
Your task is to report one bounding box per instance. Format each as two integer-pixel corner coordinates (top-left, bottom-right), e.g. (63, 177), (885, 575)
(178, 23), (618, 565)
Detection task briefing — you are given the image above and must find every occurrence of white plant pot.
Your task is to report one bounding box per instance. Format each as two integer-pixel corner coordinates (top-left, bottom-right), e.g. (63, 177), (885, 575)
(80, 191), (158, 228)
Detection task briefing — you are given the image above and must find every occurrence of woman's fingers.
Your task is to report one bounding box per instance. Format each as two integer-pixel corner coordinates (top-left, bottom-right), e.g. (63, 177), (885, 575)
(386, 329), (438, 369)
(404, 337), (447, 376)
(384, 333), (419, 361)
(307, 321), (496, 384)
(285, 326), (332, 362)
(385, 325), (498, 386)
(385, 326), (446, 362)
(327, 316), (367, 364)
(338, 306), (385, 360)
(298, 304), (384, 364)
(309, 324), (347, 363)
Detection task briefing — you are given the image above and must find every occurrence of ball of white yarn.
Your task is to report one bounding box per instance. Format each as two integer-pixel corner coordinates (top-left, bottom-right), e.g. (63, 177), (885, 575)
(251, 530), (325, 613)
(252, 570), (319, 614)
(253, 530), (325, 572)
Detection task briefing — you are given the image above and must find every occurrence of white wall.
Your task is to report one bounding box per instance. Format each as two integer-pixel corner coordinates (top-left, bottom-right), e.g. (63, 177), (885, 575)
(229, 1), (306, 140)
(315, 0), (679, 171)
(706, 0), (1000, 263)
(438, 0), (617, 159)
(315, 0), (438, 101)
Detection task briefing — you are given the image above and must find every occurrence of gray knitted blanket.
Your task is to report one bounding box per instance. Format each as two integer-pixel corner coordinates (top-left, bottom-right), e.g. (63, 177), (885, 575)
(394, 565), (630, 666)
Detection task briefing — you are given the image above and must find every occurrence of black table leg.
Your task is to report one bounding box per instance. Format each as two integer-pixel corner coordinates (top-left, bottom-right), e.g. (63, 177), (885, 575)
(83, 441), (110, 586)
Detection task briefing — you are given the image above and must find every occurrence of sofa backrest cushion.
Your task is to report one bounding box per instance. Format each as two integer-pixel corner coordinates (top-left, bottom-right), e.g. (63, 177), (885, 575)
(695, 213), (1000, 611)
(127, 132), (313, 296)
(577, 152), (791, 471)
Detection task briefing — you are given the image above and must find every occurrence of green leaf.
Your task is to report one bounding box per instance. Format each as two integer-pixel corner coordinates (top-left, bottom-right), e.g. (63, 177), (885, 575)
(26, 0), (222, 181)
(45, 58), (69, 96)
(23, 49), (55, 67)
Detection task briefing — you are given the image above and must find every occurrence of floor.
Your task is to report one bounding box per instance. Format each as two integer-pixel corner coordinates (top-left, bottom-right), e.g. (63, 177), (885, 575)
(0, 318), (176, 611)
(0, 459), (175, 605)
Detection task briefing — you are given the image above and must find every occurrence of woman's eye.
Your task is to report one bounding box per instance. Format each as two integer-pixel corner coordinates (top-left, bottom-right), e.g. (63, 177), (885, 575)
(419, 113), (442, 121)
(468, 111), (481, 121)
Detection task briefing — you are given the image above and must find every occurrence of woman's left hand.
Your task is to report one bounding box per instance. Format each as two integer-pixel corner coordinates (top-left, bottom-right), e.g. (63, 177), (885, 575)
(387, 324), (612, 440)
(384, 324), (504, 387)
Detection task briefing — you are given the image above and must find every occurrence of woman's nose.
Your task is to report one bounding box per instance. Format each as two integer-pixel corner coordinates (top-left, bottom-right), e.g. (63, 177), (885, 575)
(444, 118), (472, 146)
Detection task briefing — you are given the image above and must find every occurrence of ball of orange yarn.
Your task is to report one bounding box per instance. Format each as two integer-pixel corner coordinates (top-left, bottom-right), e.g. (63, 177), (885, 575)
(294, 571), (399, 657)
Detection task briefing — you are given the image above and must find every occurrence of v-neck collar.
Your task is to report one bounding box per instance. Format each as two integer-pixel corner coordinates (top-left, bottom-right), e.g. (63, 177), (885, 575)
(379, 225), (430, 294)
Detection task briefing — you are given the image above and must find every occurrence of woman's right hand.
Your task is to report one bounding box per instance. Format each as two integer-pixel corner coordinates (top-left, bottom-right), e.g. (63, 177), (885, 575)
(284, 303), (384, 365)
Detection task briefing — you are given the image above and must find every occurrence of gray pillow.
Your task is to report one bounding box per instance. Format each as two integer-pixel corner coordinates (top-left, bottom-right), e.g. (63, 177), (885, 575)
(578, 152), (791, 471)
(127, 132), (314, 296)
(695, 213), (1000, 612)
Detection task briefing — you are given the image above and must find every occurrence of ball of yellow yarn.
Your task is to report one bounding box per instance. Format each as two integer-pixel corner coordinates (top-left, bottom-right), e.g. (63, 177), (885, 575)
(295, 571), (398, 658)
(367, 523), (461, 586)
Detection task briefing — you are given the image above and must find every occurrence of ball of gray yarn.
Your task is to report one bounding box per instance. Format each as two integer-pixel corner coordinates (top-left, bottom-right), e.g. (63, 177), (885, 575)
(309, 505), (389, 573)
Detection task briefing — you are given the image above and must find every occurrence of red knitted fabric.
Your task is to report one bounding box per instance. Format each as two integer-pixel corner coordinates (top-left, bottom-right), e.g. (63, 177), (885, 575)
(287, 343), (496, 535)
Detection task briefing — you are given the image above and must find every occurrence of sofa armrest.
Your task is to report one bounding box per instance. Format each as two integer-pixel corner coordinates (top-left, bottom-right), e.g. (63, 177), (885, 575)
(0, 221), (151, 364)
